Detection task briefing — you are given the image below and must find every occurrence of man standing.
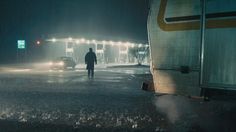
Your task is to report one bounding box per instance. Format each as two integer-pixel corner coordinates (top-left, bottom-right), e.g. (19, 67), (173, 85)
(85, 48), (97, 78)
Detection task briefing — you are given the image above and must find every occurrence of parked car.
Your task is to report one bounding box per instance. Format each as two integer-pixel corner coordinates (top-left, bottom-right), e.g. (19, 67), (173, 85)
(50, 57), (76, 70)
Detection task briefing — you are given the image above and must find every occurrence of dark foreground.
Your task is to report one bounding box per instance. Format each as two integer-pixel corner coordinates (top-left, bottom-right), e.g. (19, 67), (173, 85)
(0, 65), (235, 132)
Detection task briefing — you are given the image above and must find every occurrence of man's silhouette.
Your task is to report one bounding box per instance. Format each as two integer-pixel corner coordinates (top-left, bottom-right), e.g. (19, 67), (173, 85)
(85, 48), (97, 78)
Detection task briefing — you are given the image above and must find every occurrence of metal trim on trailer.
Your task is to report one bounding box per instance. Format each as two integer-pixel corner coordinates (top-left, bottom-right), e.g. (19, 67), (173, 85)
(157, 0), (236, 31)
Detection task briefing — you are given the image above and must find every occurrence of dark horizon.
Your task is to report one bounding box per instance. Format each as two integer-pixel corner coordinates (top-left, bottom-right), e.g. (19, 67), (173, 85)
(0, 0), (150, 63)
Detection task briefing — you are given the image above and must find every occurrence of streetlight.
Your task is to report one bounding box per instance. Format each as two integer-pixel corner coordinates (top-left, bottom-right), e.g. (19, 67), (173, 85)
(92, 40), (96, 44)
(76, 40), (80, 44)
(80, 38), (85, 43)
(68, 37), (73, 42)
(86, 40), (90, 44)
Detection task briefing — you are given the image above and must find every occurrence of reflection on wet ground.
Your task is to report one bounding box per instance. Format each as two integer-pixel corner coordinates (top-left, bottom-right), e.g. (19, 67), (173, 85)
(0, 66), (163, 131)
(0, 66), (236, 132)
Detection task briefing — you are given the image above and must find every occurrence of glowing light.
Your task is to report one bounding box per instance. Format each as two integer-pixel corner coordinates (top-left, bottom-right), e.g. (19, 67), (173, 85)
(68, 37), (73, 41)
(48, 62), (53, 66)
(80, 38), (85, 43)
(76, 40), (80, 44)
(86, 40), (90, 44)
(102, 40), (106, 44)
(125, 42), (131, 46)
(10, 69), (32, 72)
(109, 41), (115, 46)
(47, 37), (147, 49)
(92, 40), (96, 44)
(36, 41), (40, 45)
(118, 41), (122, 45)
(109, 41), (114, 45)
(52, 38), (56, 42)
(58, 61), (64, 66)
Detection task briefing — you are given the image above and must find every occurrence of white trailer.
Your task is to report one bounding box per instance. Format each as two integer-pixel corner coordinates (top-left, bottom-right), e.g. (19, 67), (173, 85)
(148, 0), (236, 96)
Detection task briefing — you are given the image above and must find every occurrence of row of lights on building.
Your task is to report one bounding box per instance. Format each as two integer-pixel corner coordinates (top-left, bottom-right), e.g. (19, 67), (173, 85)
(49, 37), (149, 48)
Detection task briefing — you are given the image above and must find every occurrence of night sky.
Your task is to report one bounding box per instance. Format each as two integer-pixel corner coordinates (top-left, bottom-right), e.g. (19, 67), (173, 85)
(0, 0), (150, 63)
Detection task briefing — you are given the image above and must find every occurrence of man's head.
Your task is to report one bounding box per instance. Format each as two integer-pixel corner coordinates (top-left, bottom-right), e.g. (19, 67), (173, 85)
(89, 48), (93, 52)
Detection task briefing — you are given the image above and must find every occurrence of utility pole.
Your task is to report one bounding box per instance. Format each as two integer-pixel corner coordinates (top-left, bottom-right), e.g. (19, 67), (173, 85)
(200, 0), (206, 86)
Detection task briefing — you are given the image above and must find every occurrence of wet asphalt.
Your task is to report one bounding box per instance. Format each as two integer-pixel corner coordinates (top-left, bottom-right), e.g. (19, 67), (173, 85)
(0, 66), (235, 132)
